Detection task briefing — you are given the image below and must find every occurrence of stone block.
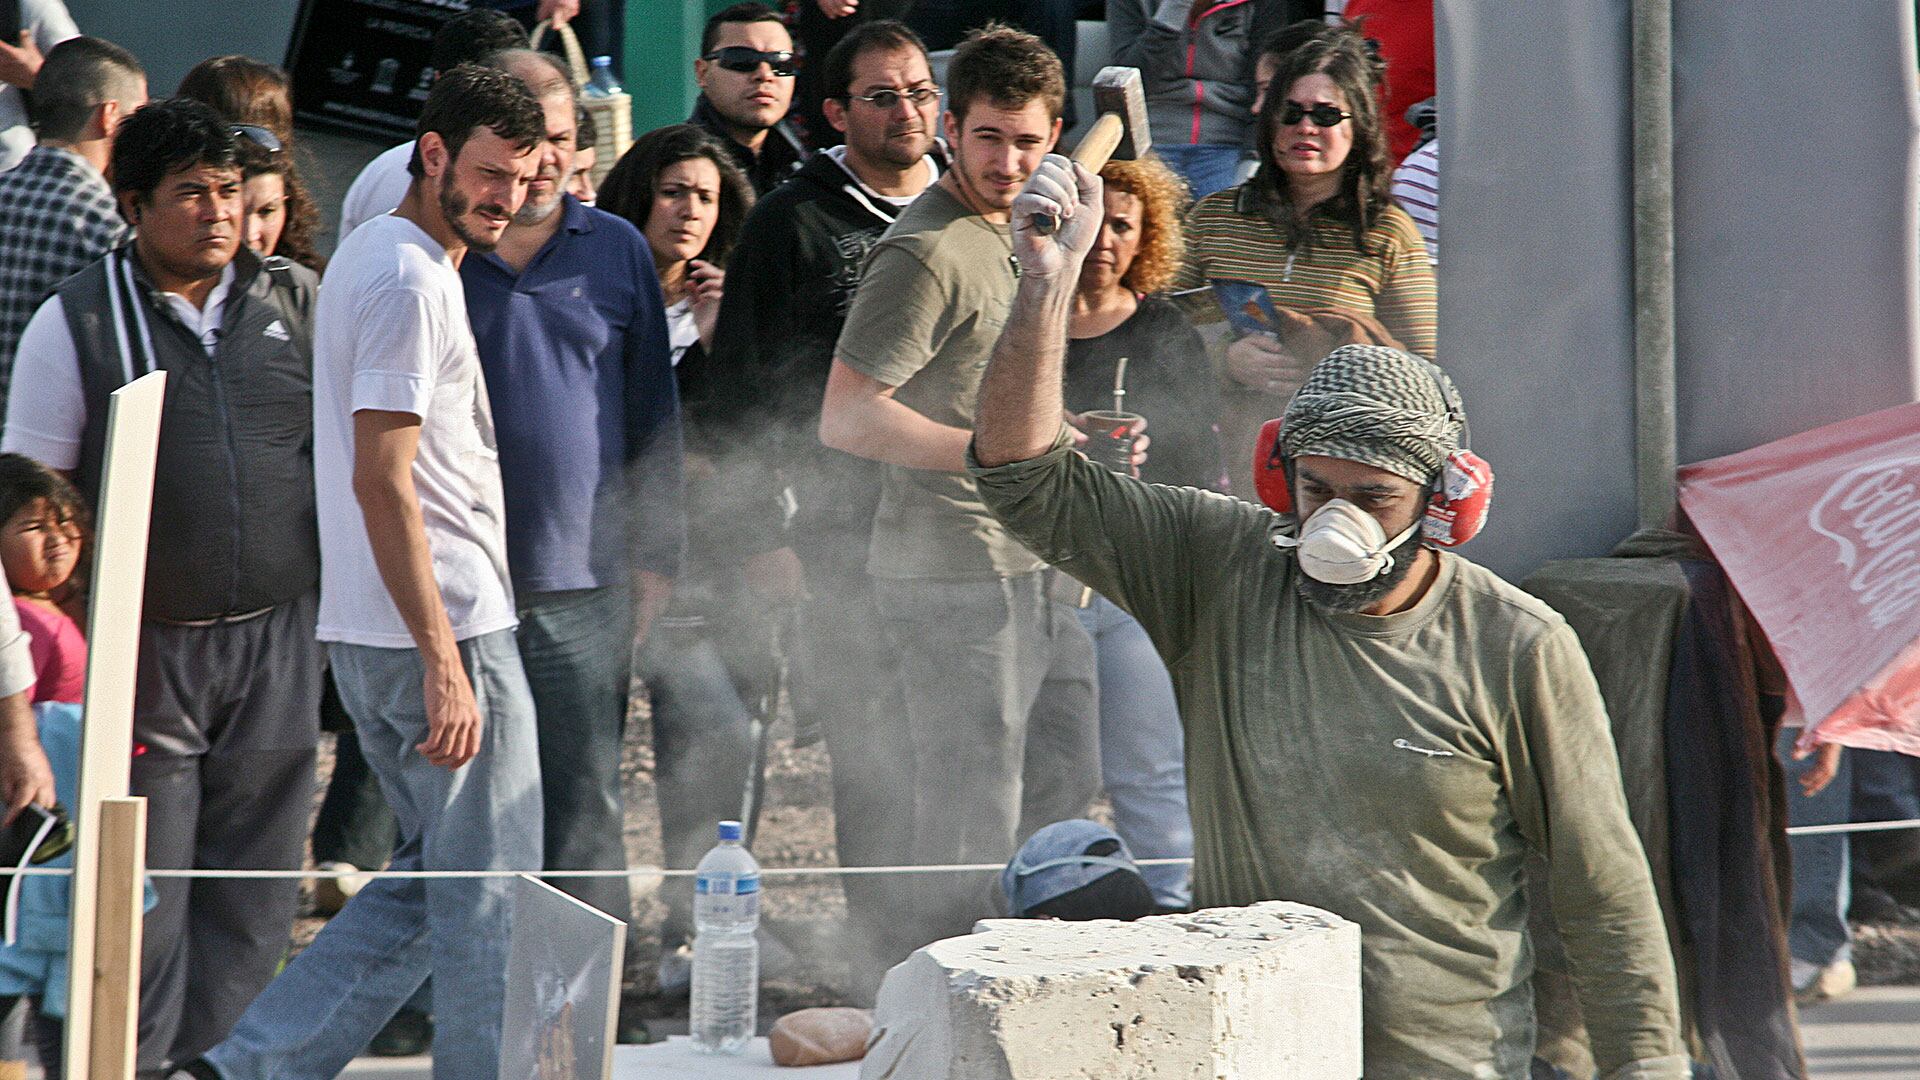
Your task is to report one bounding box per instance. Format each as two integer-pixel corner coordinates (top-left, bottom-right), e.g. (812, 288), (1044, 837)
(860, 900), (1362, 1080)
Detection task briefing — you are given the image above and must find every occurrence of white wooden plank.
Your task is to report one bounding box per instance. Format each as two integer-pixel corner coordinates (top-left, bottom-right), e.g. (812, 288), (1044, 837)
(65, 371), (166, 1080)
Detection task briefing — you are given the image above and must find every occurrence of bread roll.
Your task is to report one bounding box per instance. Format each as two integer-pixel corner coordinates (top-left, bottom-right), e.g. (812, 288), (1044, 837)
(768, 1007), (874, 1066)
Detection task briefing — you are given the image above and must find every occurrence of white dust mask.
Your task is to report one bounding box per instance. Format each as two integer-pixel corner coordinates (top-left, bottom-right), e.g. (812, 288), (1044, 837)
(1272, 499), (1422, 585)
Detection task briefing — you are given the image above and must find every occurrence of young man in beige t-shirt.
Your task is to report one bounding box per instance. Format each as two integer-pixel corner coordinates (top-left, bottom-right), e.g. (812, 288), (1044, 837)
(819, 25), (1103, 957)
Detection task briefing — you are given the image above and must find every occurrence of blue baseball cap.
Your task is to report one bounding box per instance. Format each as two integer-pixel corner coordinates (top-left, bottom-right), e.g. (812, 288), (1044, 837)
(1002, 819), (1147, 917)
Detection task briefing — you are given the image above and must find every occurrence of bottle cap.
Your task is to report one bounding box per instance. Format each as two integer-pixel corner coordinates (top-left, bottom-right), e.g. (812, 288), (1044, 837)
(717, 820), (744, 842)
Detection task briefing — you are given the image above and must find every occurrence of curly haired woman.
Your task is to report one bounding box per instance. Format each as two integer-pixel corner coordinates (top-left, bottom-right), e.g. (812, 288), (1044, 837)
(1063, 153), (1218, 912)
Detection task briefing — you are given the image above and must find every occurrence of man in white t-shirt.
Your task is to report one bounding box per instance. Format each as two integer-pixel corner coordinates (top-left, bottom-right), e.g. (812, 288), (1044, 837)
(183, 65), (547, 1080)
(0, 0), (81, 172)
(336, 8), (530, 241)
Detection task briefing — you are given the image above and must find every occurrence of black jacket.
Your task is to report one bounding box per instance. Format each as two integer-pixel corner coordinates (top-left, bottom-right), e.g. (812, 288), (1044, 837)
(1063, 294), (1222, 491)
(61, 246), (319, 621)
(705, 148), (946, 551)
(689, 95), (808, 196)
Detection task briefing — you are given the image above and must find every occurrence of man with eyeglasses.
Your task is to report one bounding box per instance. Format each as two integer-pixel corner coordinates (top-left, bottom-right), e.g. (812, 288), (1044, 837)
(704, 18), (945, 996)
(0, 99), (327, 1074)
(686, 1), (807, 195)
(819, 24), (1103, 960)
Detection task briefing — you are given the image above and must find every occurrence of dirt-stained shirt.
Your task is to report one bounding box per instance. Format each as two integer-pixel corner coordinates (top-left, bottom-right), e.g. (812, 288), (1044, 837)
(970, 438), (1689, 1080)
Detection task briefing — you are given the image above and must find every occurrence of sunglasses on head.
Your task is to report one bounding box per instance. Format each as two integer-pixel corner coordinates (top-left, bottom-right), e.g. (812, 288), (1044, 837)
(1278, 101), (1352, 127)
(703, 46), (798, 77)
(231, 124), (283, 153)
(845, 86), (939, 110)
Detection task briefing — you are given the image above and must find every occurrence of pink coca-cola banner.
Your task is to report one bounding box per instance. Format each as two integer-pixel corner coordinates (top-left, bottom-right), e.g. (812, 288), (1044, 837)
(1677, 402), (1920, 755)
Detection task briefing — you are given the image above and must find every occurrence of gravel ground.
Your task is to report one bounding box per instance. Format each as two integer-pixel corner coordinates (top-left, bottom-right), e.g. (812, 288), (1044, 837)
(292, 687), (874, 1033)
(1852, 906), (1920, 986)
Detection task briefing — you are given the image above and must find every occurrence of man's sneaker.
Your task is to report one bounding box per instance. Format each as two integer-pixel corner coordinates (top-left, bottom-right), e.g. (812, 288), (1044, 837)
(655, 943), (693, 999)
(312, 861), (369, 916)
(368, 1008), (433, 1056)
(1793, 957), (1857, 1005)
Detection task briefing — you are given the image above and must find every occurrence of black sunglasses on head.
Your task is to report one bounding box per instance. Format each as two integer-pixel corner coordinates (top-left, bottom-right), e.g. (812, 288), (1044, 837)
(703, 46), (798, 77)
(231, 124), (283, 153)
(1278, 101), (1352, 127)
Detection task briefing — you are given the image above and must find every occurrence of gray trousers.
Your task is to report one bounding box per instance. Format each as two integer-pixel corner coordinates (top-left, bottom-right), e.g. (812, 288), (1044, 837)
(130, 592), (322, 1072)
(794, 547), (915, 987)
(872, 572), (1101, 949)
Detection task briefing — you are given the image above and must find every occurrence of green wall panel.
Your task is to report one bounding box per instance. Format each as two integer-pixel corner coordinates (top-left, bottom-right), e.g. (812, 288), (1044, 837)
(626, 0), (742, 138)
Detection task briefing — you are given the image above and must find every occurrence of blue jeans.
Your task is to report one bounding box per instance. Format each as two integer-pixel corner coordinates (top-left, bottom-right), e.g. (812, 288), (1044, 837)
(1075, 595), (1192, 908)
(204, 630), (543, 1080)
(1775, 728), (1851, 969)
(518, 587), (635, 925)
(1155, 144), (1246, 200)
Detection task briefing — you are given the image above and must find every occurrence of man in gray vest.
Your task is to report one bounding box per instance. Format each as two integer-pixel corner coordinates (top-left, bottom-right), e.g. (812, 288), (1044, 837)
(0, 98), (323, 1077)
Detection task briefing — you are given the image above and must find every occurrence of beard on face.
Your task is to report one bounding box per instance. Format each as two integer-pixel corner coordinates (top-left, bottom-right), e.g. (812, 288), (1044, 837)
(440, 181), (510, 253)
(1295, 528), (1427, 614)
(514, 167), (566, 225)
(858, 119), (930, 170)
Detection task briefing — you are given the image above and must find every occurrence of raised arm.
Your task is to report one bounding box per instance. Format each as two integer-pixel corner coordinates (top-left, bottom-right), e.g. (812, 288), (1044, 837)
(973, 155), (1105, 467)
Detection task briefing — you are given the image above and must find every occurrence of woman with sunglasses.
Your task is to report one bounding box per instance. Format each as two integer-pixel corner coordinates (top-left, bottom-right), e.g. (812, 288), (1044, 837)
(1172, 21), (1435, 493)
(177, 57), (325, 271)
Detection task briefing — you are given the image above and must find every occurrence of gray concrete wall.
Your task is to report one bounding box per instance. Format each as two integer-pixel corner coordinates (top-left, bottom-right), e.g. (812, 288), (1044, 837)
(1438, 1), (1920, 583)
(67, 0), (304, 98)
(1435, 2), (1640, 581)
(1668, 3), (1920, 463)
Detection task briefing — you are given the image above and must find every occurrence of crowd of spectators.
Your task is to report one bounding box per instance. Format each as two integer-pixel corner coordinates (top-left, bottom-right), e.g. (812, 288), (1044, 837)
(0, 0), (1899, 1076)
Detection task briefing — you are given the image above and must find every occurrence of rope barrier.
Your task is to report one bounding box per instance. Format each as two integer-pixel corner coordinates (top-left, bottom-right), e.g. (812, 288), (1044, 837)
(4, 823), (1916, 879)
(1784, 817), (1920, 837)
(1, 857), (1201, 881)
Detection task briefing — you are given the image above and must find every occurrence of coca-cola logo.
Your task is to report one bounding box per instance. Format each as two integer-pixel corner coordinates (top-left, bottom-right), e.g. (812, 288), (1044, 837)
(1810, 457), (1920, 630)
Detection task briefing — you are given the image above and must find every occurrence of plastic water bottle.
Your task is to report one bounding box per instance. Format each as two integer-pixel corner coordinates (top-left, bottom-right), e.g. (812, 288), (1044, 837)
(690, 819), (759, 1054)
(584, 56), (622, 98)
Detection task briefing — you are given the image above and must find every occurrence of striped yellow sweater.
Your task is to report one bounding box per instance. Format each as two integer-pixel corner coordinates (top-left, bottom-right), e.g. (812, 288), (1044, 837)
(1174, 185), (1438, 357)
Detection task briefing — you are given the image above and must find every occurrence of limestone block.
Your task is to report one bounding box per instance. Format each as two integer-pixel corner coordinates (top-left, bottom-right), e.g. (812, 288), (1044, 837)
(859, 900), (1361, 1080)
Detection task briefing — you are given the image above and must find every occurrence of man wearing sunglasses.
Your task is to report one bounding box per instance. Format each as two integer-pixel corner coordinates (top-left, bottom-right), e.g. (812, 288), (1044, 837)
(1, 99), (327, 1074)
(704, 17), (945, 995)
(687, 1), (807, 195)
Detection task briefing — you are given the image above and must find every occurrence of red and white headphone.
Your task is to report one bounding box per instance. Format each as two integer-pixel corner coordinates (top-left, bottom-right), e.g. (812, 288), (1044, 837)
(1251, 365), (1494, 548)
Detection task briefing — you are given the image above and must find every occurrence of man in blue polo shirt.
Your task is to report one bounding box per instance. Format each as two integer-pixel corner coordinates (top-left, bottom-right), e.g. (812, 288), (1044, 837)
(461, 49), (685, 926)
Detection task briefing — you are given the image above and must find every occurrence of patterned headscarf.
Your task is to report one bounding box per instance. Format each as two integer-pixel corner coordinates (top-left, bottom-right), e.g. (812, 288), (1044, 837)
(1278, 345), (1465, 485)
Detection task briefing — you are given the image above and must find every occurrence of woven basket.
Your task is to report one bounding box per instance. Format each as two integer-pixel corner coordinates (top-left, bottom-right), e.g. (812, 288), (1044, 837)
(533, 19), (631, 185)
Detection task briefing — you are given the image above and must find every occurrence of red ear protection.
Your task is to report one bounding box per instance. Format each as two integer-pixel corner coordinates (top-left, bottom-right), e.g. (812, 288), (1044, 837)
(1251, 418), (1495, 547)
(1421, 448), (1493, 547)
(1254, 418), (1293, 513)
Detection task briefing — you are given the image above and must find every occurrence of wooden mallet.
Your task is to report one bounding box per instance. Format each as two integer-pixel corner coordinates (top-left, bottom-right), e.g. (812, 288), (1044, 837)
(1033, 66), (1151, 234)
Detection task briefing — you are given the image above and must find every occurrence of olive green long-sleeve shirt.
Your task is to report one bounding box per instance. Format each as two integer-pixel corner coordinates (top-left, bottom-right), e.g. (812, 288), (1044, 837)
(971, 441), (1687, 1080)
